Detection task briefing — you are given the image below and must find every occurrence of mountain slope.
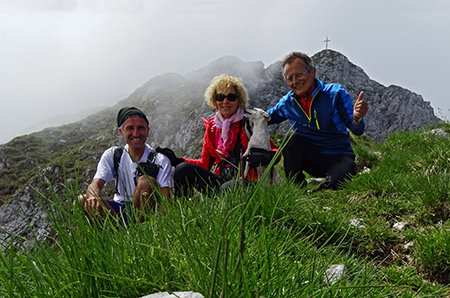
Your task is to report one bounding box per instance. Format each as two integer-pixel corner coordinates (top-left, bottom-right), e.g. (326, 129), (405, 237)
(0, 49), (442, 251)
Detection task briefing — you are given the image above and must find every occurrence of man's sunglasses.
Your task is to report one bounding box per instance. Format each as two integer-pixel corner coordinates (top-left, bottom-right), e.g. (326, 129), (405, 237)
(215, 93), (238, 102)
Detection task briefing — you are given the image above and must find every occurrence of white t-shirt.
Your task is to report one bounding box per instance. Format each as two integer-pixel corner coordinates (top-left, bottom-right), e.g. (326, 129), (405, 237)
(93, 144), (172, 203)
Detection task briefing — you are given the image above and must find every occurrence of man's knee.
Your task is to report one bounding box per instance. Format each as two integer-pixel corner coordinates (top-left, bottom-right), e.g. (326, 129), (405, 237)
(325, 156), (356, 189)
(137, 175), (157, 190)
(173, 162), (196, 183)
(135, 176), (158, 204)
(335, 156), (356, 178)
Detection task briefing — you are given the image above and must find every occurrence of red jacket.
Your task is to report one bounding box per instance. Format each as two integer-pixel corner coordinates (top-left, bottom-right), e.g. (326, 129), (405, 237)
(184, 116), (279, 181)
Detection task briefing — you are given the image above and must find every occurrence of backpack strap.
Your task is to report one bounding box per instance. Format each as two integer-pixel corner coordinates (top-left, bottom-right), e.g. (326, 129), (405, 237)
(230, 119), (245, 159)
(218, 119), (246, 180)
(244, 117), (253, 140)
(147, 148), (157, 164)
(113, 147), (123, 195)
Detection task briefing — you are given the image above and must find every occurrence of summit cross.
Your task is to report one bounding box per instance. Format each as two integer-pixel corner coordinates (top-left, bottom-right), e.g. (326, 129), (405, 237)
(324, 35), (331, 50)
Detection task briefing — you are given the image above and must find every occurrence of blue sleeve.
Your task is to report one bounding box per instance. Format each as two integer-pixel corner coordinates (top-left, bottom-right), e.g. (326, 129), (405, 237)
(336, 88), (365, 135)
(267, 96), (288, 125)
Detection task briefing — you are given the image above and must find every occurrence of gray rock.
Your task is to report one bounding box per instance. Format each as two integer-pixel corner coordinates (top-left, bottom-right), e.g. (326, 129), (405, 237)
(307, 178), (325, 183)
(0, 187), (51, 252)
(424, 128), (449, 138)
(312, 50), (441, 142)
(324, 264), (347, 285)
(360, 167), (371, 174)
(349, 218), (365, 229)
(392, 222), (407, 231)
(404, 241), (414, 250)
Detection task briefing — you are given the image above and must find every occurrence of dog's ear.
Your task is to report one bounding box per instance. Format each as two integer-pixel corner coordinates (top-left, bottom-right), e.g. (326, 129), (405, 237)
(261, 110), (271, 121)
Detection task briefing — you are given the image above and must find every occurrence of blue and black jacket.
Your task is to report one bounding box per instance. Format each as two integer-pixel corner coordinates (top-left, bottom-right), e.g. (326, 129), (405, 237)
(267, 78), (365, 155)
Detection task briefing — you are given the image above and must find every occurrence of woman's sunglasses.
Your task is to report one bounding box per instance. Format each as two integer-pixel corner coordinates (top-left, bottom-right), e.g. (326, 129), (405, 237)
(215, 93), (238, 102)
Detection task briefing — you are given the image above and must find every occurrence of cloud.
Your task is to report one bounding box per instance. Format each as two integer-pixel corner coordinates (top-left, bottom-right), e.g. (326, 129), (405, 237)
(0, 0), (77, 11)
(0, 0), (449, 144)
(0, 0), (150, 13)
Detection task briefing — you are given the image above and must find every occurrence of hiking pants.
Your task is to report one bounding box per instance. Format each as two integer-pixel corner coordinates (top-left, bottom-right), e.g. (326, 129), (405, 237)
(283, 133), (356, 189)
(173, 162), (224, 197)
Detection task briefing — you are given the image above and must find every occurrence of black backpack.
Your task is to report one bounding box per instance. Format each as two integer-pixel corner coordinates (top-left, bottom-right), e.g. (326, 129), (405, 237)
(112, 147), (158, 195)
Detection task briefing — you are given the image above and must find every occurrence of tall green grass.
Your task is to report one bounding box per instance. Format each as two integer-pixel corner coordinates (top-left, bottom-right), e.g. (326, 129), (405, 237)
(1, 124), (450, 297)
(0, 182), (399, 298)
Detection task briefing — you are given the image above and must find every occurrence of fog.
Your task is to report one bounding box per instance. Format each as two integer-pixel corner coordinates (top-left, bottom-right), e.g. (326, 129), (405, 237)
(1, 0), (449, 144)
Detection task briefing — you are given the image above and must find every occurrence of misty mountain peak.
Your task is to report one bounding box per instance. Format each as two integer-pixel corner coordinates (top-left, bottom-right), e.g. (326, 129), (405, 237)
(186, 55), (265, 84)
(142, 72), (187, 89)
(5, 49), (441, 155)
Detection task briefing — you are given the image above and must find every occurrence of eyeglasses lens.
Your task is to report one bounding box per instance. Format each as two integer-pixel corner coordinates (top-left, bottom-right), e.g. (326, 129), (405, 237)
(286, 68), (310, 83)
(215, 93), (238, 102)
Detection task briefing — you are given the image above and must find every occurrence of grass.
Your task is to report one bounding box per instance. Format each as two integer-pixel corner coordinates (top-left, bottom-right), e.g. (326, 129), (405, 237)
(1, 124), (450, 297)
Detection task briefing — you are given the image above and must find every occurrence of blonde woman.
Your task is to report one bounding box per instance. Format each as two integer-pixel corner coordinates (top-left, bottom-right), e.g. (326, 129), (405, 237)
(157, 74), (279, 197)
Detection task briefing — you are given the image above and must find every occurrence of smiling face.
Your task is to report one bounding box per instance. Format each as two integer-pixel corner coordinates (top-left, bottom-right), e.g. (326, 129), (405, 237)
(119, 116), (149, 152)
(284, 57), (317, 98)
(215, 85), (240, 119)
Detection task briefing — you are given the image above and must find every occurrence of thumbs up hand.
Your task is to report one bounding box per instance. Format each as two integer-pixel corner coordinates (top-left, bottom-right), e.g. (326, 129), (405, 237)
(353, 91), (368, 124)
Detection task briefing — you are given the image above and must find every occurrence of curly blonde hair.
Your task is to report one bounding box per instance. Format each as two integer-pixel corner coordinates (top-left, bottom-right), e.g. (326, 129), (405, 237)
(204, 74), (250, 110)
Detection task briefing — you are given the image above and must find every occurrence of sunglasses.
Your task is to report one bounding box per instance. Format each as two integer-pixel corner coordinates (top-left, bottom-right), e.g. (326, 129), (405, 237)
(215, 93), (238, 102)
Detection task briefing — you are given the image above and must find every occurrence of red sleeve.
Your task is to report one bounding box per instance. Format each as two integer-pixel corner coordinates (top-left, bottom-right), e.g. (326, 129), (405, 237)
(183, 131), (213, 170)
(183, 117), (215, 170)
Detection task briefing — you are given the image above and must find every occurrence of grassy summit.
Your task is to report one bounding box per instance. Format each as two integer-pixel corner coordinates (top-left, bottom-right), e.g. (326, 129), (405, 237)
(1, 124), (450, 297)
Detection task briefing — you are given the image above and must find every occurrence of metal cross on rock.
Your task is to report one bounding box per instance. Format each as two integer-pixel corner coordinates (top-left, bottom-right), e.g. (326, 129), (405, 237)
(324, 35), (331, 50)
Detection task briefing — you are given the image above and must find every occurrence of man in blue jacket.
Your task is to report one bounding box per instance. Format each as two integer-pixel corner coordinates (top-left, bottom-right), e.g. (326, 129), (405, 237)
(267, 52), (368, 190)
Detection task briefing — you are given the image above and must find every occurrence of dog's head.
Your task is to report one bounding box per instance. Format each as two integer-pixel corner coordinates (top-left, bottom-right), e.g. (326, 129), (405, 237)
(245, 108), (271, 124)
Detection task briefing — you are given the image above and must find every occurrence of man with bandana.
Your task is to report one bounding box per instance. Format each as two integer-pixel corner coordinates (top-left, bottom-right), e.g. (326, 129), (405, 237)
(76, 107), (172, 223)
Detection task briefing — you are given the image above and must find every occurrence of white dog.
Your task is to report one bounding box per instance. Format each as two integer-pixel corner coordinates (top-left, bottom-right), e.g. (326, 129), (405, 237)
(243, 108), (280, 181)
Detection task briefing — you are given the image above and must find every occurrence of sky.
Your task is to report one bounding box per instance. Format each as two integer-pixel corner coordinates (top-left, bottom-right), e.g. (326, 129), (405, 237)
(1, 0), (449, 144)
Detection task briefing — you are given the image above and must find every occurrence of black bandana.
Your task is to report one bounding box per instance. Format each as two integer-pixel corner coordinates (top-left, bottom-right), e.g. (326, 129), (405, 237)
(117, 107), (149, 128)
